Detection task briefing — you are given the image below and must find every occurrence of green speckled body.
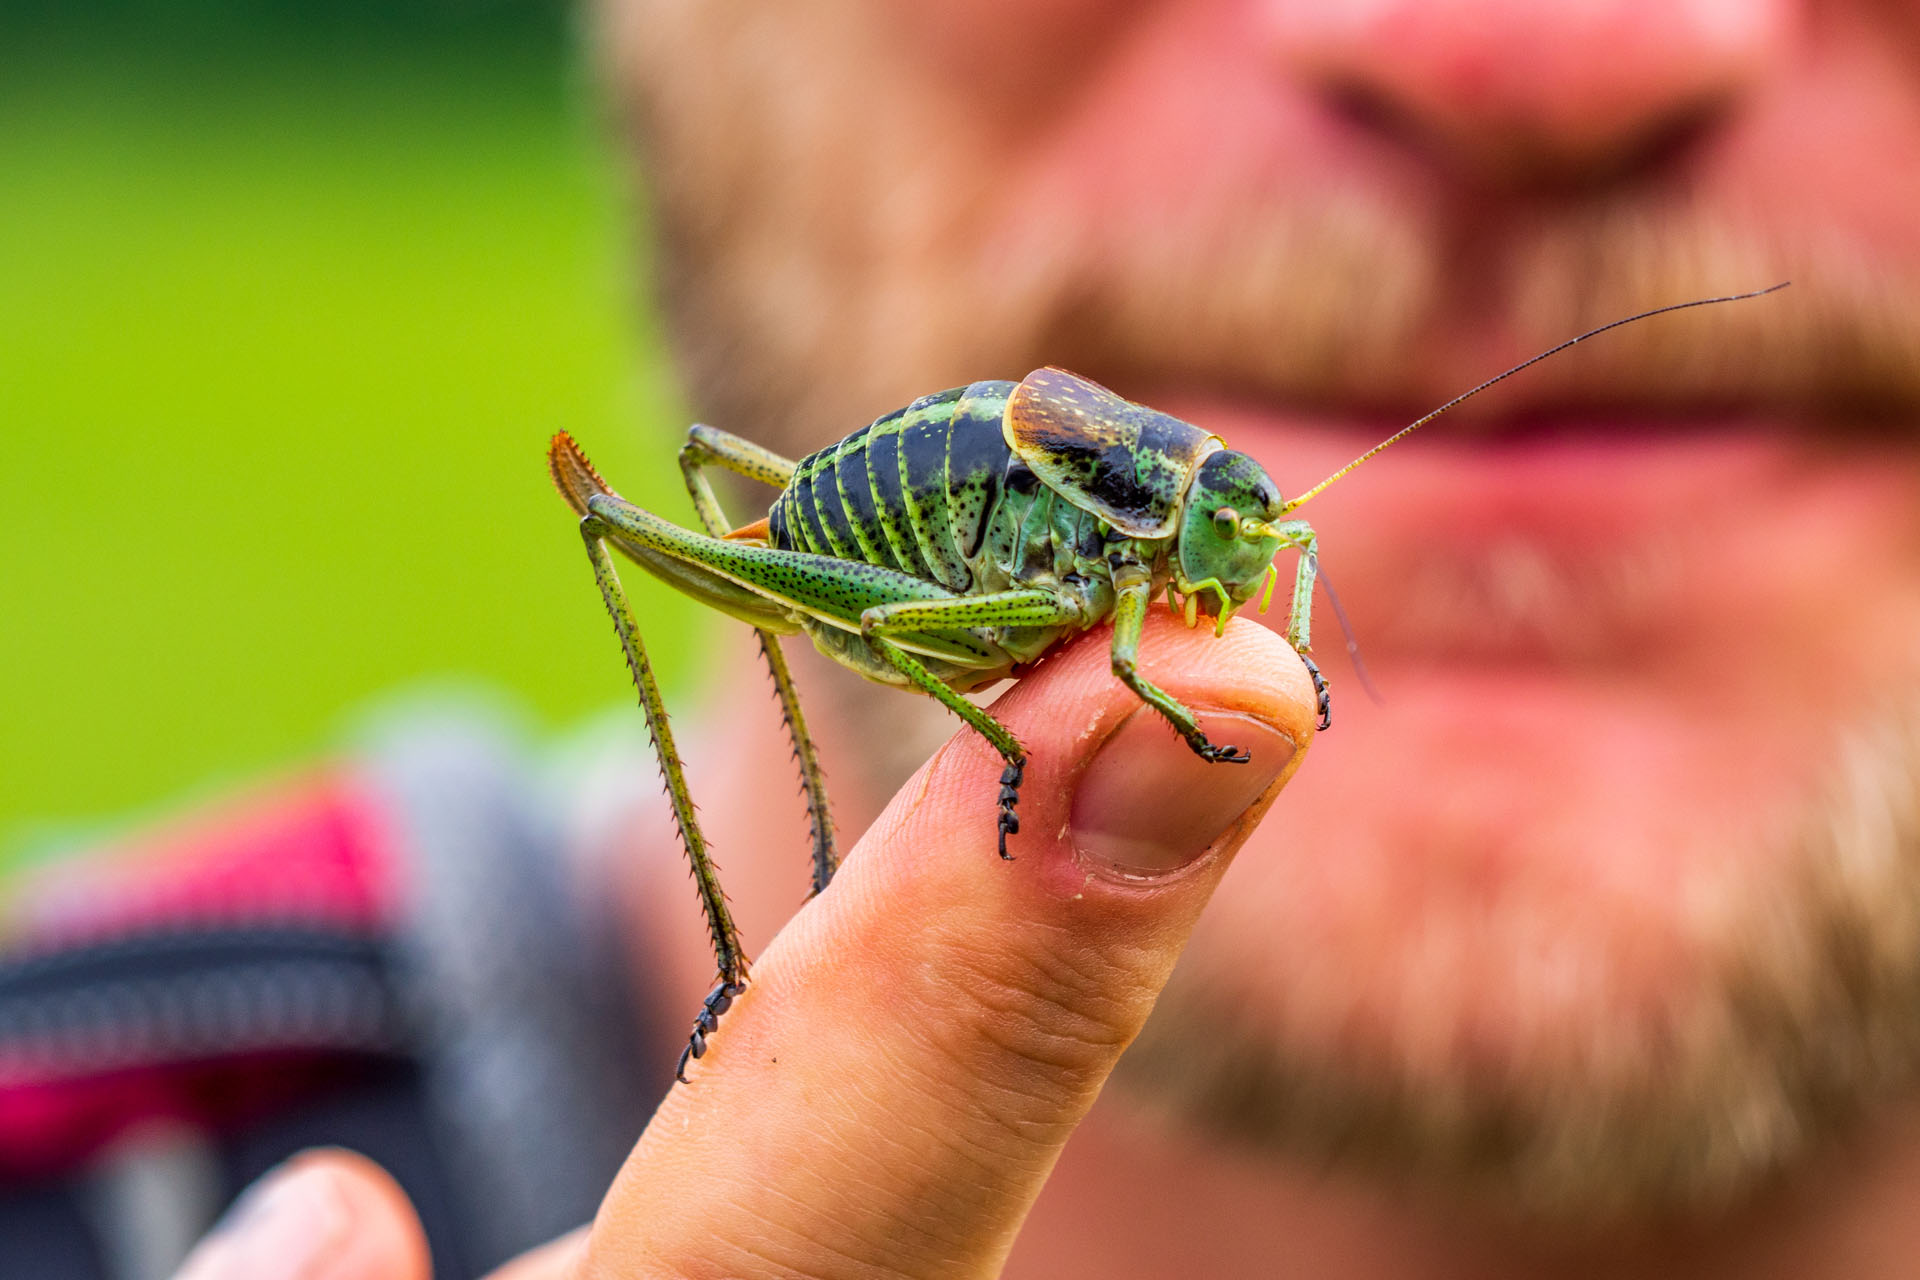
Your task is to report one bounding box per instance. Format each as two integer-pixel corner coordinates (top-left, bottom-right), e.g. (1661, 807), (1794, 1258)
(765, 380), (1163, 692)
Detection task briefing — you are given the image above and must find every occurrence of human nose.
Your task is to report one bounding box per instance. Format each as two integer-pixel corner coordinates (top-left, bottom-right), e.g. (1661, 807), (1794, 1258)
(1262, 0), (1793, 188)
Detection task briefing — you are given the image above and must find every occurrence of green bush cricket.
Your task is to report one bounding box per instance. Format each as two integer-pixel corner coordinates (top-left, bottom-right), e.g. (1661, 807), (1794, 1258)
(550, 284), (1786, 1082)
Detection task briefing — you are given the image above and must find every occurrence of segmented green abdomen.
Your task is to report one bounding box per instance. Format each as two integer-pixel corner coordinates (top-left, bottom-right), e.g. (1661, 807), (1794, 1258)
(768, 381), (1016, 593)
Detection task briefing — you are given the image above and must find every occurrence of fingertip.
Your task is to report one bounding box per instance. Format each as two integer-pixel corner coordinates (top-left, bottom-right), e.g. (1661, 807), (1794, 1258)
(897, 609), (1316, 888)
(1127, 609), (1322, 746)
(992, 610), (1317, 758)
(173, 1149), (430, 1280)
(308, 1149), (433, 1280)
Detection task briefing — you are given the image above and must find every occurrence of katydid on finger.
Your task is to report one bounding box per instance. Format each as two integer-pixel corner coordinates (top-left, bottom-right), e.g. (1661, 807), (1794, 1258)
(550, 284), (1788, 1083)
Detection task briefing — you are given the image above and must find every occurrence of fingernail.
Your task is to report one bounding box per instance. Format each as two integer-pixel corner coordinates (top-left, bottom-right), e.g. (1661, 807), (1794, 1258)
(173, 1158), (353, 1280)
(1072, 709), (1294, 879)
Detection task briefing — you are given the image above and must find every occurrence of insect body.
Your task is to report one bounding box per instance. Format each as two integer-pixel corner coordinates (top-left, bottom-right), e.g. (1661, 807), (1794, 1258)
(549, 285), (1786, 1082)
(763, 371), (1318, 720)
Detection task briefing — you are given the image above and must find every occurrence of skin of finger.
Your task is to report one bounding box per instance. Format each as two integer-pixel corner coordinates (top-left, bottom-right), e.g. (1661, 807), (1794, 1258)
(581, 613), (1317, 1280)
(277, 1150), (431, 1280)
(484, 1227), (587, 1280)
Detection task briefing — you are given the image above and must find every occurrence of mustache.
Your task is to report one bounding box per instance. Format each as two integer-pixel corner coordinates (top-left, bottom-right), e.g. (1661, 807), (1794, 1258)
(983, 188), (1920, 422)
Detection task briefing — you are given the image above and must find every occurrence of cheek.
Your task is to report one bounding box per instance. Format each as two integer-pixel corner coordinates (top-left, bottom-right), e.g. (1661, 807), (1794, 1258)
(893, 0), (1139, 59)
(884, 0), (1153, 111)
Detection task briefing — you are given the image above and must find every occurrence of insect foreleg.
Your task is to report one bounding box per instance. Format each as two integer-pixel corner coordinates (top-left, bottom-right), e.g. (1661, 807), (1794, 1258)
(868, 637), (1029, 861)
(1110, 572), (1252, 765)
(577, 513), (747, 1082)
(678, 425), (839, 896)
(1266, 520), (1319, 652)
(1267, 520), (1332, 729)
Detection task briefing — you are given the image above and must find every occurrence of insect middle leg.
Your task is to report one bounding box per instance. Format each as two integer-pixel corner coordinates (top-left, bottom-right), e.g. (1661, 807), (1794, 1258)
(678, 424), (839, 896)
(859, 588), (1088, 858)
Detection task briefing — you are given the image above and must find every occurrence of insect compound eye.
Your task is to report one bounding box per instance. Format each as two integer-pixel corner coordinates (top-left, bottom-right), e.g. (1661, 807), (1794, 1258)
(1212, 507), (1239, 539)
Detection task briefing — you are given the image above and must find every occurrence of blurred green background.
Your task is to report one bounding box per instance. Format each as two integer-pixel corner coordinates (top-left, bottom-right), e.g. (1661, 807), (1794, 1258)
(1, 0), (704, 863)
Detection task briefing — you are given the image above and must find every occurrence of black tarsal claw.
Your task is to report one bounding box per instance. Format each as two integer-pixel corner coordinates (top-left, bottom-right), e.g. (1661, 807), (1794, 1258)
(675, 979), (746, 1084)
(1191, 738), (1252, 764)
(676, 1029), (706, 1084)
(996, 758), (1026, 860)
(1300, 654), (1332, 730)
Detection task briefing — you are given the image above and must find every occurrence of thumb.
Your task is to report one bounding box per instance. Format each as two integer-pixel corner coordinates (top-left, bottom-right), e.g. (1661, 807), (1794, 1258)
(582, 609), (1316, 1280)
(172, 1150), (430, 1280)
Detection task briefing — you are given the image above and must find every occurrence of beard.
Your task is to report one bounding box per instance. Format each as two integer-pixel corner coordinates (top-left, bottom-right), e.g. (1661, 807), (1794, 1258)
(602, 0), (1920, 1226)
(1113, 699), (1920, 1225)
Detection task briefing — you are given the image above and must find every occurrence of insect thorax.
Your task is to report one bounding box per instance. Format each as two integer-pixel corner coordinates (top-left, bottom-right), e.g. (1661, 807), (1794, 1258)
(767, 381), (1160, 688)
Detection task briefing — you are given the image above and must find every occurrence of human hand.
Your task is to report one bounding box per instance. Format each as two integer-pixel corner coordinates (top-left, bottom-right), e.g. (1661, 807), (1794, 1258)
(171, 611), (1316, 1280)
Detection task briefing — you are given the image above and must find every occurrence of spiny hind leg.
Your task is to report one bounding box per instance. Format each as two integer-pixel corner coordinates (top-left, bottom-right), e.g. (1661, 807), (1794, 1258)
(578, 514), (748, 1083)
(1110, 573), (1251, 764)
(678, 427), (838, 895)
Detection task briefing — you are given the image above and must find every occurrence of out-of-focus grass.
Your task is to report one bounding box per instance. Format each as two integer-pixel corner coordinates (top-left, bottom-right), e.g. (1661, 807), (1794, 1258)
(0, 8), (707, 859)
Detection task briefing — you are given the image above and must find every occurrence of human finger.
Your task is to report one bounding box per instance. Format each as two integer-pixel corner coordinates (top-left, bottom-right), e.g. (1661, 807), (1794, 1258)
(581, 610), (1317, 1279)
(170, 1148), (431, 1280)
(483, 1227), (586, 1280)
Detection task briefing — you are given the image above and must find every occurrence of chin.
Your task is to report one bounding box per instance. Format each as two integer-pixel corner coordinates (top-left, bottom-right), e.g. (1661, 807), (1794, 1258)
(1114, 624), (1920, 1225)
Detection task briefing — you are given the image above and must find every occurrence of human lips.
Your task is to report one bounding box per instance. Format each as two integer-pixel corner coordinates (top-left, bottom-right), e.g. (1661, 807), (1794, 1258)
(1151, 395), (1920, 697)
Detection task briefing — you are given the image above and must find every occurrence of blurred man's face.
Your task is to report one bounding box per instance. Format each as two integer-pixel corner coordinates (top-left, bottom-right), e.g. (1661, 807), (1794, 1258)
(608, 0), (1920, 1221)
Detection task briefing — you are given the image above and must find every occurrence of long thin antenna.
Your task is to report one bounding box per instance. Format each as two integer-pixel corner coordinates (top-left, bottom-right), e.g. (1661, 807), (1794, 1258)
(1277, 282), (1790, 514)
